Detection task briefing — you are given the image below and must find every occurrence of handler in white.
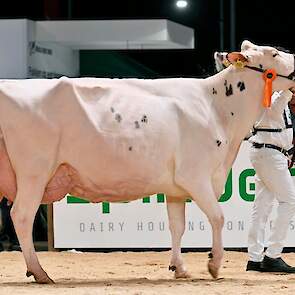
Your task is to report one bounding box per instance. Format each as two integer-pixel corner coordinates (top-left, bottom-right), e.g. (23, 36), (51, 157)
(247, 88), (295, 272)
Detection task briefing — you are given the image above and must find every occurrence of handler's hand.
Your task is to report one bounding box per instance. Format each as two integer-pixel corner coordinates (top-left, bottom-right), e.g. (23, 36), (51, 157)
(288, 156), (295, 169)
(289, 87), (295, 114)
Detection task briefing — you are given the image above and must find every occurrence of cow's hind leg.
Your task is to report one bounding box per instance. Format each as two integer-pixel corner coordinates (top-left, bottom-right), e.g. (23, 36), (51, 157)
(166, 198), (190, 278)
(176, 177), (224, 279)
(10, 176), (54, 284)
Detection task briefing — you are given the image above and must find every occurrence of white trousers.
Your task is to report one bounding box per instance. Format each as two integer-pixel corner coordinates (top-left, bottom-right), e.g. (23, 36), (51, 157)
(248, 147), (295, 262)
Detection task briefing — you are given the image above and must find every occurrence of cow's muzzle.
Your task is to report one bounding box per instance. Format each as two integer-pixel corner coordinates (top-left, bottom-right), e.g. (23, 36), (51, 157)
(287, 54), (295, 81)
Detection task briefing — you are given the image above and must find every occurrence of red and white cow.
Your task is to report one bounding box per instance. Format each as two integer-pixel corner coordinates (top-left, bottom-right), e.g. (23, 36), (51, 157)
(0, 40), (294, 283)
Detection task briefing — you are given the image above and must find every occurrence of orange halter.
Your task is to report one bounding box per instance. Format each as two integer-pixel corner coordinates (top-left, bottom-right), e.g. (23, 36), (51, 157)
(262, 69), (277, 108)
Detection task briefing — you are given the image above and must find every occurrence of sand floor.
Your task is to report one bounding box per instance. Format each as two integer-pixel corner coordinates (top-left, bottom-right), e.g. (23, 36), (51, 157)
(1, 250), (295, 294)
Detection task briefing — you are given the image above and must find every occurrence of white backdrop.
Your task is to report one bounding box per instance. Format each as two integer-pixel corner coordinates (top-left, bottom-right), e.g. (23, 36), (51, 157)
(0, 19), (28, 78)
(0, 19), (79, 79)
(27, 41), (79, 78)
(53, 142), (295, 248)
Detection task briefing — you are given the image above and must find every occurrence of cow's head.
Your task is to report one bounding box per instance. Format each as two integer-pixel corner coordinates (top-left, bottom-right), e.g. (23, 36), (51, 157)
(220, 41), (295, 107)
(227, 40), (295, 79)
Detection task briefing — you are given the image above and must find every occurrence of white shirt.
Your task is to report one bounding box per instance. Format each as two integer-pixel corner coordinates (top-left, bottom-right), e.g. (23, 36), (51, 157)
(249, 90), (294, 150)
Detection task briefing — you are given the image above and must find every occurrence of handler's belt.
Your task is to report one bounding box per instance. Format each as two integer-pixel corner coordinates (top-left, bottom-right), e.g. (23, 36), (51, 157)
(252, 142), (293, 157)
(252, 127), (282, 135)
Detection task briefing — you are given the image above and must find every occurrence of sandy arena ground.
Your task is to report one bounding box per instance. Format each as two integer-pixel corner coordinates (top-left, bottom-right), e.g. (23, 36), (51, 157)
(1, 250), (295, 294)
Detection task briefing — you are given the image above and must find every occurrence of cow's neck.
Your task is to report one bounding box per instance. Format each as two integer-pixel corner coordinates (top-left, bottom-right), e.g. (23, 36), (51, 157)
(205, 66), (280, 143)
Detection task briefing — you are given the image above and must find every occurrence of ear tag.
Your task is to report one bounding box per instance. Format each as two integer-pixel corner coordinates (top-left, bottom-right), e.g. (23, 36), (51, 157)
(223, 59), (231, 68)
(233, 59), (245, 69)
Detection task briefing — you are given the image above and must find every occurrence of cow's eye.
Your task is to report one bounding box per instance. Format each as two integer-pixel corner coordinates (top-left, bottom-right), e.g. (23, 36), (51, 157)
(273, 52), (279, 57)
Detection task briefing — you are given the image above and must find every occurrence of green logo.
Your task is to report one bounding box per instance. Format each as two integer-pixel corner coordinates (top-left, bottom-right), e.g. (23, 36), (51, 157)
(67, 168), (295, 213)
(67, 193), (168, 214)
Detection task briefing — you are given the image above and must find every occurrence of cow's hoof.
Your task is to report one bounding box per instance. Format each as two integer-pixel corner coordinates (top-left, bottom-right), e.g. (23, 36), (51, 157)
(207, 260), (219, 279)
(169, 265), (190, 279)
(26, 270), (55, 284)
(175, 271), (191, 279)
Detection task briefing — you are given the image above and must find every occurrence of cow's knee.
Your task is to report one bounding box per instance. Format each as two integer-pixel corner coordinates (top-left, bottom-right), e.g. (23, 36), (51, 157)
(209, 212), (224, 228)
(169, 219), (185, 236)
(10, 205), (34, 235)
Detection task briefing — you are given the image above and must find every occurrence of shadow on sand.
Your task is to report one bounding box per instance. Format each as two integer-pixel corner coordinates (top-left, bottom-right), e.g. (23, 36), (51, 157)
(2, 275), (295, 288)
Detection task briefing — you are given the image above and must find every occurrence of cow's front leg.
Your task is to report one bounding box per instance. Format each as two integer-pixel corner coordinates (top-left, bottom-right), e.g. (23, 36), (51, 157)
(195, 185), (224, 279)
(176, 177), (224, 279)
(10, 176), (54, 284)
(166, 198), (190, 278)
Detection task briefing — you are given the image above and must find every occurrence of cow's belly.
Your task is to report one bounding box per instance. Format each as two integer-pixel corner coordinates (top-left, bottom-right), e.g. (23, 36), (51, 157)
(0, 140), (186, 204)
(43, 162), (186, 204)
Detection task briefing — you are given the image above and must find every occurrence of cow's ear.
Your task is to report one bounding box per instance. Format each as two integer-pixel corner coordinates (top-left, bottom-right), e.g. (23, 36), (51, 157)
(227, 52), (248, 68)
(241, 40), (255, 51)
(227, 52), (248, 63)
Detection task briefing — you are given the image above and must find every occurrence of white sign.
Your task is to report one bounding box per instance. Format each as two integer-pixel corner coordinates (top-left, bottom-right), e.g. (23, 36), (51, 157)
(27, 41), (79, 78)
(53, 142), (295, 248)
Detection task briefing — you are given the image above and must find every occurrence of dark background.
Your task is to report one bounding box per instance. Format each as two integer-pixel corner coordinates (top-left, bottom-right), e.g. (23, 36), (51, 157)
(1, 0), (294, 76)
